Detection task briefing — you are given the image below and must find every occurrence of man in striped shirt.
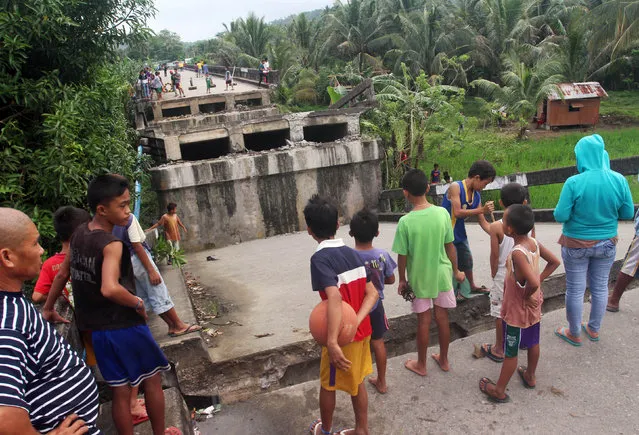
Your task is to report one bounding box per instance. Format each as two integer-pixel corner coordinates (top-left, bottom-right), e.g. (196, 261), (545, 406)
(0, 207), (99, 434)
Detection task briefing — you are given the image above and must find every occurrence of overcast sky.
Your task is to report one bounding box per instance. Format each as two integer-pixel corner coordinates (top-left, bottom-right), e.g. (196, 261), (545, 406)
(149, 0), (335, 42)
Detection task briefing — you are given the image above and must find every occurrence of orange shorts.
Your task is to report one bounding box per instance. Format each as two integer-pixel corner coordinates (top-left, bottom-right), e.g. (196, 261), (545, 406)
(320, 336), (372, 396)
(81, 331), (97, 367)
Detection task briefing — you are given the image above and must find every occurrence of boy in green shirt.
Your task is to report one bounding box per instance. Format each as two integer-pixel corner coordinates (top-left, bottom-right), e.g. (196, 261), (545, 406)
(392, 169), (465, 376)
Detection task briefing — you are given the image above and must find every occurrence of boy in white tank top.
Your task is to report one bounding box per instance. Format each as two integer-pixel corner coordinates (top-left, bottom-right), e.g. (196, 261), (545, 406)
(479, 183), (535, 362)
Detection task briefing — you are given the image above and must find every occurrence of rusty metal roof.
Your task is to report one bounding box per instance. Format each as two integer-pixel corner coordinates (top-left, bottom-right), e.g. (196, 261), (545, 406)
(547, 82), (608, 101)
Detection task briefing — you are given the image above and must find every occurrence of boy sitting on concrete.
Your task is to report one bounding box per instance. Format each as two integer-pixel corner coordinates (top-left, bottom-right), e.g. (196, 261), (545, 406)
(441, 160), (496, 298)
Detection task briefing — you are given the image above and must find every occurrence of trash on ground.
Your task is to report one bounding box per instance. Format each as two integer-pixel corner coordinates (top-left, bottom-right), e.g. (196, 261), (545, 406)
(194, 404), (223, 421)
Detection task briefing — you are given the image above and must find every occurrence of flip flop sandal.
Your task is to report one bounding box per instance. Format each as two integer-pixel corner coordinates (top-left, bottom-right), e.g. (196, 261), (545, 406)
(517, 366), (535, 389)
(456, 294), (469, 303)
(581, 323), (600, 342)
(133, 413), (149, 425)
(310, 419), (333, 435)
(606, 305), (619, 313)
(481, 344), (504, 363)
(470, 285), (490, 294)
(164, 427), (182, 435)
(554, 327), (582, 347)
(479, 377), (511, 403)
(168, 324), (202, 337)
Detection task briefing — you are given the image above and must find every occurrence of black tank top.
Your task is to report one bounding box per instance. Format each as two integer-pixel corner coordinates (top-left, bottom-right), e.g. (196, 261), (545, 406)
(70, 222), (145, 331)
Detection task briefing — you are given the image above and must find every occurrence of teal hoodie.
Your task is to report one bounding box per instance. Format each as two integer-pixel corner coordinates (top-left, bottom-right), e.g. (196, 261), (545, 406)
(554, 134), (634, 240)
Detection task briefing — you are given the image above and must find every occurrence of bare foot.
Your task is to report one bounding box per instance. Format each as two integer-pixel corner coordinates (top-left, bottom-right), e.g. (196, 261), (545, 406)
(431, 354), (450, 372)
(368, 376), (387, 394)
(404, 359), (427, 376)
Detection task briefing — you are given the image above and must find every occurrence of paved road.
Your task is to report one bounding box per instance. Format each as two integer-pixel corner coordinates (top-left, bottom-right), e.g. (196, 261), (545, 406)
(198, 287), (639, 434)
(184, 222), (636, 363)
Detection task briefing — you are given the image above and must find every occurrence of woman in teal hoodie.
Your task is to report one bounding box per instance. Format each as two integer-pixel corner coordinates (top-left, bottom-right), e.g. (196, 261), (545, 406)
(554, 134), (634, 346)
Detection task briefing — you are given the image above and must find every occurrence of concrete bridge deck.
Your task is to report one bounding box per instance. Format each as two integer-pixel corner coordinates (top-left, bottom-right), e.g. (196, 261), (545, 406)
(157, 69), (261, 100)
(185, 221), (636, 364)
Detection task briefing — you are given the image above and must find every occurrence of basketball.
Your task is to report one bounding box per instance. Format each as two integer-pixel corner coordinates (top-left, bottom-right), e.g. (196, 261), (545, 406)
(309, 300), (358, 346)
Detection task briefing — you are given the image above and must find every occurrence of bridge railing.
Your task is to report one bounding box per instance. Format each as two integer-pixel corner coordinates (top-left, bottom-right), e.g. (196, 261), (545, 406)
(202, 65), (280, 86)
(379, 155), (639, 221)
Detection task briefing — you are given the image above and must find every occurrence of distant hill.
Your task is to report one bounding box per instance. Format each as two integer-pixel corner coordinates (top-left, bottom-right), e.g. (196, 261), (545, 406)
(269, 8), (326, 26)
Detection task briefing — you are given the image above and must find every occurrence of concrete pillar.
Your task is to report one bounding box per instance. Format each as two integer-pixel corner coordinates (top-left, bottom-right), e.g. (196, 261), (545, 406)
(164, 136), (182, 161)
(347, 117), (360, 136)
(135, 112), (146, 130)
(152, 104), (163, 121)
(227, 126), (245, 152)
(289, 119), (304, 142)
(261, 92), (270, 106)
(189, 99), (200, 116)
(225, 95), (235, 111)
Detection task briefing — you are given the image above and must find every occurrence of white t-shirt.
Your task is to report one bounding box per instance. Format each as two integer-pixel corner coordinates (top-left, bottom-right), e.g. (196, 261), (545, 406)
(127, 214), (147, 244)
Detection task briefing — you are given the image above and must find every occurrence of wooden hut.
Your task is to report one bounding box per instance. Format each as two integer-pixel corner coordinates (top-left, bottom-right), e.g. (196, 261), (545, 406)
(537, 82), (608, 129)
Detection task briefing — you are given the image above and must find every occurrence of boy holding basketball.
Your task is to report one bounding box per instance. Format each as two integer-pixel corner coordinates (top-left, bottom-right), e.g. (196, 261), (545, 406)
(304, 195), (379, 435)
(392, 169), (465, 376)
(350, 209), (396, 394)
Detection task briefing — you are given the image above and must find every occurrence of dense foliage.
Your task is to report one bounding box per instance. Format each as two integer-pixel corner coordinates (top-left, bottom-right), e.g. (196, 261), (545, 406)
(0, 0), (154, 252)
(128, 0), (639, 188)
(157, 0), (639, 91)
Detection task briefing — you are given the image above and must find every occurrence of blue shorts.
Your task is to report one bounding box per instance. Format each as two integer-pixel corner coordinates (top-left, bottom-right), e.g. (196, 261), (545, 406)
(92, 325), (170, 387)
(454, 239), (473, 271)
(370, 301), (389, 340)
(131, 249), (174, 315)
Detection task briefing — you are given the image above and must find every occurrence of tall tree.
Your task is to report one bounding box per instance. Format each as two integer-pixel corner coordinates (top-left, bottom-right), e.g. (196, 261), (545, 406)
(472, 49), (564, 137)
(223, 13), (272, 59)
(386, 4), (471, 78)
(0, 0), (153, 241)
(327, 0), (395, 72)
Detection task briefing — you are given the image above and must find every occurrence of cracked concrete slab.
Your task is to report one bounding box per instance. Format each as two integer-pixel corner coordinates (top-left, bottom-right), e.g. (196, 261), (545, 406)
(197, 287), (639, 434)
(185, 222), (635, 364)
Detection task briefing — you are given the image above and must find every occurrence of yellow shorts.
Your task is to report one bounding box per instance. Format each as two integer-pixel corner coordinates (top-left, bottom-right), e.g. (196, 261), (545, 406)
(320, 336), (372, 396)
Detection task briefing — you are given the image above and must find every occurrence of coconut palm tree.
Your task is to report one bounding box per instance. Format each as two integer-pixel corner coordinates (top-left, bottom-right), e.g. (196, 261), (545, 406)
(471, 49), (564, 137)
(223, 13), (271, 59)
(326, 0), (396, 72)
(590, 0), (639, 60)
(385, 4), (472, 79)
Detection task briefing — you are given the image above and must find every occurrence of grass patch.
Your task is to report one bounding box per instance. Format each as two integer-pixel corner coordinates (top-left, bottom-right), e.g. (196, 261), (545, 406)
(600, 90), (639, 120)
(419, 127), (639, 209)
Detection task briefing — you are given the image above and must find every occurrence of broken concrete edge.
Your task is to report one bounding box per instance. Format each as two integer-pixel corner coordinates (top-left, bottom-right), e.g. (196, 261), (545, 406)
(174, 259), (626, 404)
(97, 387), (195, 435)
(380, 209), (560, 223)
(150, 139), (381, 190)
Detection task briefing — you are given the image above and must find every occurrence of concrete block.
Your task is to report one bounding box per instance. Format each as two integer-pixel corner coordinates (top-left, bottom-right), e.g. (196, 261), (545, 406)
(96, 387), (194, 435)
(189, 100), (199, 116)
(164, 136), (182, 161)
